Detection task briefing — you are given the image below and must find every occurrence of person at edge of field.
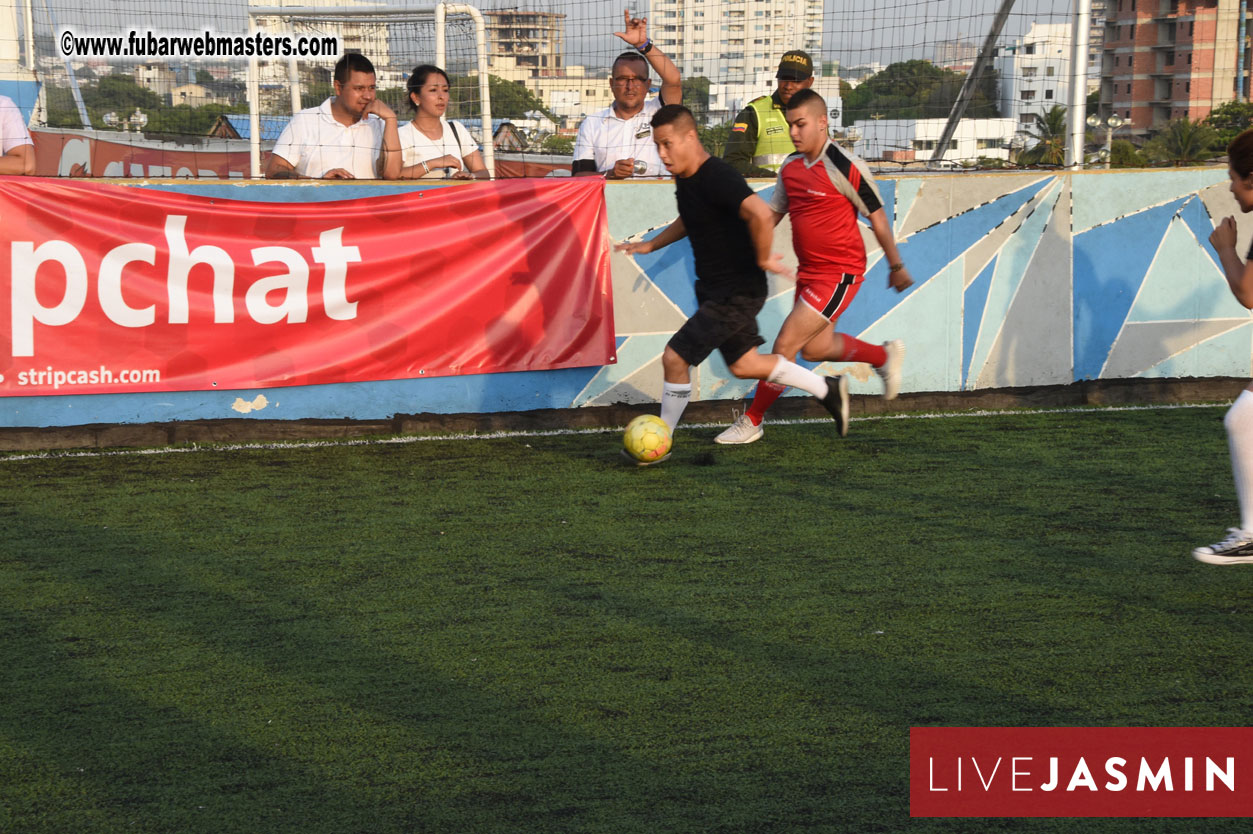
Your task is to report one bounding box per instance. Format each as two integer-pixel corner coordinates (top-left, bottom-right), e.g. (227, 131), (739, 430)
(572, 9), (681, 179)
(393, 64), (489, 180)
(265, 53), (401, 180)
(613, 104), (849, 466)
(715, 89), (913, 446)
(0, 94), (35, 176)
(1194, 127), (1253, 565)
(723, 49), (814, 178)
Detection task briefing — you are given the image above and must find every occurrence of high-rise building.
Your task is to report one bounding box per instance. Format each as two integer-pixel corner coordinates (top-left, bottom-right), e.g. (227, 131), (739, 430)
(648, 0), (823, 80)
(484, 9), (565, 77)
(1100, 0), (1251, 134)
(995, 23), (1072, 132)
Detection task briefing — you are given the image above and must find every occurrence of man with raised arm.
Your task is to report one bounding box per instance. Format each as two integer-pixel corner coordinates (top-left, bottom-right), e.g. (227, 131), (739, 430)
(572, 10), (682, 179)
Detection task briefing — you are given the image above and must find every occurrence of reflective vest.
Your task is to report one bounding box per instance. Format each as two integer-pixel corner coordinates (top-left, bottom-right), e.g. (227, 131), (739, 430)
(748, 95), (796, 171)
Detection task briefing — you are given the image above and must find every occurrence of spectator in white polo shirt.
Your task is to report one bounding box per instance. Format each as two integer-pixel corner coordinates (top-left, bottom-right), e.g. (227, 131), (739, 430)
(0, 94), (35, 176)
(266, 53), (401, 180)
(572, 10), (681, 179)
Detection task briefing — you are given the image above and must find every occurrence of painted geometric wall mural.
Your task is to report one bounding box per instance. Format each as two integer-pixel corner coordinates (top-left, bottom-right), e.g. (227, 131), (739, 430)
(4, 171), (1246, 428)
(575, 168), (1247, 409)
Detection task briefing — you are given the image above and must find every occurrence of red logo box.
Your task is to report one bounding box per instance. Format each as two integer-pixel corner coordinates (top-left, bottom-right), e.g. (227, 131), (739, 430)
(911, 727), (1253, 817)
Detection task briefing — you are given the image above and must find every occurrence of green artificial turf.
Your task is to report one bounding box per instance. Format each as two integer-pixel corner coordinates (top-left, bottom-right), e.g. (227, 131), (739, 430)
(0, 406), (1250, 833)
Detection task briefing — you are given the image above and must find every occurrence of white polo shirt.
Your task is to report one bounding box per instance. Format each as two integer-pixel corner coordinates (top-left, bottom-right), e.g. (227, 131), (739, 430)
(0, 95), (33, 155)
(271, 97), (385, 179)
(573, 95), (666, 176)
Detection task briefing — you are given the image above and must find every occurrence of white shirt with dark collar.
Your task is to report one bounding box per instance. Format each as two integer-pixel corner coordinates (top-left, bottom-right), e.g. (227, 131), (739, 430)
(271, 97), (385, 179)
(573, 96), (666, 176)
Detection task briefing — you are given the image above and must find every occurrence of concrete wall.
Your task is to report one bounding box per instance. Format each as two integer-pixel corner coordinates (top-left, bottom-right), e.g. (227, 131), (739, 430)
(2, 168), (1247, 429)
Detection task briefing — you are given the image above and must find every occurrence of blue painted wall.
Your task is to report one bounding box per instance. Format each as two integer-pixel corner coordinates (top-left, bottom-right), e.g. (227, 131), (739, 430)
(2, 169), (1246, 428)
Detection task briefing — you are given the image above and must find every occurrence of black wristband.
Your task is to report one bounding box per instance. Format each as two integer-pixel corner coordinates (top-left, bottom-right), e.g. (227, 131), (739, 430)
(638, 39), (653, 54)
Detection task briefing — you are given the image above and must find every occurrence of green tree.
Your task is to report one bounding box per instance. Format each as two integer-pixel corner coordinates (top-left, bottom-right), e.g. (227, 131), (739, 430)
(448, 75), (553, 122)
(542, 134), (574, 155)
(1204, 100), (1253, 148)
(699, 121), (732, 156)
(82, 74), (163, 113)
(1017, 105), (1069, 166)
(841, 60), (999, 126)
(195, 69), (215, 86)
(1086, 89), (1100, 120)
(1109, 139), (1146, 168)
(145, 102), (248, 136)
(682, 76), (710, 124)
(1143, 116), (1219, 166)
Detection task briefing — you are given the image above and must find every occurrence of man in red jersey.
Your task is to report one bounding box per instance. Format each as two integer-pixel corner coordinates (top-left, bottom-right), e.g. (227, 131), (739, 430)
(715, 89), (914, 445)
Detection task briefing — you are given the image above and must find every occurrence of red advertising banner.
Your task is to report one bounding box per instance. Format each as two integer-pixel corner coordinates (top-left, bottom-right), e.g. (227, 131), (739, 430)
(0, 177), (614, 396)
(911, 727), (1253, 817)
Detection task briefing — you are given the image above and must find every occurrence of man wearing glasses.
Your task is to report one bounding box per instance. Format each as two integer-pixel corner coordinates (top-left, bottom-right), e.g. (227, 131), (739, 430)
(572, 10), (682, 179)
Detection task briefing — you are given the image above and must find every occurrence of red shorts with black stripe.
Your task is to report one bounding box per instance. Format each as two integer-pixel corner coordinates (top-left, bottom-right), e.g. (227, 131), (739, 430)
(796, 272), (863, 322)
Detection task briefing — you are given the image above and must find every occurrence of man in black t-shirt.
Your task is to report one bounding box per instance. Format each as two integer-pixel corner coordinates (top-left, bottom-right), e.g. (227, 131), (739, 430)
(615, 104), (850, 463)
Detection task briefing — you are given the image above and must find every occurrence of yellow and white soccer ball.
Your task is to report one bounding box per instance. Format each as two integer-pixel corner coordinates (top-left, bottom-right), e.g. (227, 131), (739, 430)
(623, 414), (672, 463)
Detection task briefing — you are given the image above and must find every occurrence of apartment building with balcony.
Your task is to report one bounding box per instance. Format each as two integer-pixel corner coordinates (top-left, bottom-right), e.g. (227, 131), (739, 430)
(647, 0), (822, 80)
(484, 9), (565, 77)
(995, 23), (1072, 131)
(1100, 0), (1250, 134)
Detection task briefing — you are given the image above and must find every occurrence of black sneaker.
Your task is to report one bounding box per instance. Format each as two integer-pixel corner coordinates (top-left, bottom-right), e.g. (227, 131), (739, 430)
(1192, 529), (1253, 565)
(817, 374), (850, 437)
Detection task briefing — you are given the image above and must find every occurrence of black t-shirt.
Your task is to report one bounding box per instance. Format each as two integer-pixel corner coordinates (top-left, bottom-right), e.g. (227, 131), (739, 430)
(675, 155), (767, 299)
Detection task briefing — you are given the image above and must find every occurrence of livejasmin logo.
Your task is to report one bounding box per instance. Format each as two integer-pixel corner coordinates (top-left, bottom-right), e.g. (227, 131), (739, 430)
(8, 215), (362, 357)
(910, 727), (1253, 818)
(927, 754), (1235, 793)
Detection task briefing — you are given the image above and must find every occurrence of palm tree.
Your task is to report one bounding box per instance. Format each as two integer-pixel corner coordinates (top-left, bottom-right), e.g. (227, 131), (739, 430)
(1143, 117), (1219, 166)
(1017, 105), (1069, 166)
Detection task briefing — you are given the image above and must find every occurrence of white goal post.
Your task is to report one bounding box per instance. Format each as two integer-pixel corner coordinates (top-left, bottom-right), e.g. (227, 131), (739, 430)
(245, 2), (494, 179)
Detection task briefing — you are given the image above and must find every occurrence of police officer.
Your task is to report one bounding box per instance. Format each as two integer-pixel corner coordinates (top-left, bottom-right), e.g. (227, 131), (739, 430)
(724, 50), (815, 178)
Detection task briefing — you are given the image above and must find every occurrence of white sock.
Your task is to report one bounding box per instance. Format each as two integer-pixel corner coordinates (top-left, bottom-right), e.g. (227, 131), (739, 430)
(767, 358), (829, 399)
(1225, 390), (1253, 533)
(660, 381), (692, 431)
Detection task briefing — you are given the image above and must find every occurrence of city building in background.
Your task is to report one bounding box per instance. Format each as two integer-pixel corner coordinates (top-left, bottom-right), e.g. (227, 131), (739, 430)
(1100, 0), (1251, 134)
(935, 39), (979, 72)
(648, 0), (822, 81)
(484, 8), (565, 76)
(851, 117), (1017, 166)
(995, 23), (1072, 131)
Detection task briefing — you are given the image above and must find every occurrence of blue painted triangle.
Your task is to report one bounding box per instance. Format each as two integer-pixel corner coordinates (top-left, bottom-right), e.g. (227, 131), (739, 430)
(963, 256), (997, 389)
(630, 233), (698, 316)
(1178, 194), (1224, 273)
(877, 179), (896, 231)
(1073, 198), (1187, 380)
(839, 178), (1053, 337)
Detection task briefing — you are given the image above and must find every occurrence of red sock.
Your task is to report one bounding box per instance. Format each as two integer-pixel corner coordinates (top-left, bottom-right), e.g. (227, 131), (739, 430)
(840, 335), (887, 367)
(745, 381), (786, 425)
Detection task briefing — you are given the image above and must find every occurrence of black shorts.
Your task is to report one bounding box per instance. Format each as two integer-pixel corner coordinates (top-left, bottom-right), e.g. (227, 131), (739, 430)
(668, 294), (766, 367)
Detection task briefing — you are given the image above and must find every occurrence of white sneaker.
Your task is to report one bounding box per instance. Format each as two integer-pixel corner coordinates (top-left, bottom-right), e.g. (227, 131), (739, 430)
(1192, 528), (1253, 564)
(875, 340), (905, 400)
(715, 413), (764, 445)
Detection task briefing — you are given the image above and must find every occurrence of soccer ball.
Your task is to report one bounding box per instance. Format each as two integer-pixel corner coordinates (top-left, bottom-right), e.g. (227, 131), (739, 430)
(623, 414), (672, 463)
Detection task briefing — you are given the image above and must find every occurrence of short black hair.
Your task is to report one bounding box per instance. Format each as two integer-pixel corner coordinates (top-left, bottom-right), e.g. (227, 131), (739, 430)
(612, 52), (649, 76)
(334, 53), (376, 85)
(651, 103), (697, 134)
(785, 88), (826, 114)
